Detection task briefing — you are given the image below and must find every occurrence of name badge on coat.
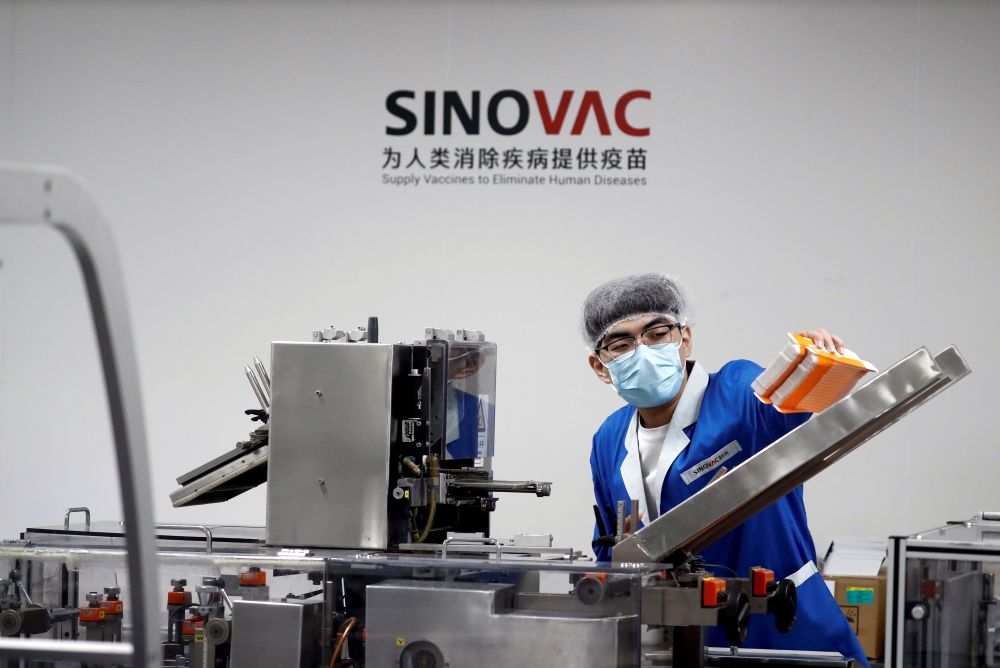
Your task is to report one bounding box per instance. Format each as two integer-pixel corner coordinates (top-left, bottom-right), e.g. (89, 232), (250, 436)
(680, 441), (742, 485)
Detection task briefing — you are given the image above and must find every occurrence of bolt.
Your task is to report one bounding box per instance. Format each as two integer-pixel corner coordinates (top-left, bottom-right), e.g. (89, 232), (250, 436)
(315, 390), (323, 397)
(317, 478), (325, 485)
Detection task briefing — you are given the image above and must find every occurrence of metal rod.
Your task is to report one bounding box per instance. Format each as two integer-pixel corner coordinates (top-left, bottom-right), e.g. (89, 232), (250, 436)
(244, 365), (268, 410)
(321, 559), (332, 668)
(219, 586), (234, 611)
(0, 638), (134, 662)
(16, 581), (34, 606)
(446, 479), (552, 496)
(253, 356), (271, 392)
(616, 501), (626, 544)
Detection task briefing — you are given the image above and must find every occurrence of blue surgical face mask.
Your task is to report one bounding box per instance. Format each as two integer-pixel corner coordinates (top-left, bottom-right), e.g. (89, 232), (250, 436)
(604, 342), (685, 408)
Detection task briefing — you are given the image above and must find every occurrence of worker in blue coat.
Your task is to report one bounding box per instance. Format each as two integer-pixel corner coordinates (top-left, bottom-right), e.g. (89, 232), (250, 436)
(582, 273), (868, 666)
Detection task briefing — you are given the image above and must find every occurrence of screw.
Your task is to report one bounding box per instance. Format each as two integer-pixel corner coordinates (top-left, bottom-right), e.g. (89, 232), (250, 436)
(317, 478), (325, 485)
(315, 390), (323, 397)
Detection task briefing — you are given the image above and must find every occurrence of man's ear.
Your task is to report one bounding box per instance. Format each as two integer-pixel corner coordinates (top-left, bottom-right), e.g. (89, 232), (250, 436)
(589, 353), (613, 385)
(680, 326), (693, 360)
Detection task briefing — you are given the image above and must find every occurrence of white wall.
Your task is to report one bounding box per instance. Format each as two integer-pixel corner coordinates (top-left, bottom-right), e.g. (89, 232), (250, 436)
(1, 0), (998, 559)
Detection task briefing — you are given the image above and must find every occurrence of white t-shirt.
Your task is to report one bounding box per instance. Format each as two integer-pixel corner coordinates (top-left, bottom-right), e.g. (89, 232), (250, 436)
(637, 421), (670, 521)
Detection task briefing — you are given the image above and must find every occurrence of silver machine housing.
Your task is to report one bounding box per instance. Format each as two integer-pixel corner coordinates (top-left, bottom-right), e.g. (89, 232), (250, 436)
(366, 580), (637, 667)
(263, 326), (549, 551)
(266, 341), (397, 549)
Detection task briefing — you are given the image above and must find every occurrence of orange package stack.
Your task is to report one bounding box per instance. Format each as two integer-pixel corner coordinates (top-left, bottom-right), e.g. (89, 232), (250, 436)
(753, 333), (877, 414)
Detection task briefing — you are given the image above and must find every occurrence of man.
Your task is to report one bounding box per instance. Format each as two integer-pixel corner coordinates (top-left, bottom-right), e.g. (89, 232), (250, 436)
(583, 273), (867, 666)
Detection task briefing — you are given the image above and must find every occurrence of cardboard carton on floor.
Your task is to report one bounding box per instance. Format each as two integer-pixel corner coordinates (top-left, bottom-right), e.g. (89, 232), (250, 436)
(824, 573), (887, 660)
(822, 539), (887, 661)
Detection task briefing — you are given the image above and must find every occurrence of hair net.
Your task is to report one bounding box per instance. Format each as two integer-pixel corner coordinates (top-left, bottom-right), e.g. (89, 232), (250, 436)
(580, 273), (694, 349)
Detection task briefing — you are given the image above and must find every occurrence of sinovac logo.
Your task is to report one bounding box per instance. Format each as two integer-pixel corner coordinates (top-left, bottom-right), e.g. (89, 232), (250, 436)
(680, 441), (742, 485)
(386, 90), (651, 136)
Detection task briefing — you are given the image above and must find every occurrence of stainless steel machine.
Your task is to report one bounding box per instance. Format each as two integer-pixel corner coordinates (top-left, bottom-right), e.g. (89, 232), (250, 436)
(170, 322), (551, 551)
(0, 164), (975, 668)
(264, 325), (551, 550)
(885, 512), (1000, 667)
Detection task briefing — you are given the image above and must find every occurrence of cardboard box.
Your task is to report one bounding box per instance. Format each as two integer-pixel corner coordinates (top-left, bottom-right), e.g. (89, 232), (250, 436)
(824, 574), (886, 661)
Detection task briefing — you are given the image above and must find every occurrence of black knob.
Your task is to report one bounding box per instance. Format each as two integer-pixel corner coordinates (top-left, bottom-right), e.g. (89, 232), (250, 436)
(205, 618), (231, 645)
(719, 590), (750, 646)
(0, 609), (21, 637)
(575, 576), (608, 605)
(768, 578), (797, 633)
(906, 601), (929, 621)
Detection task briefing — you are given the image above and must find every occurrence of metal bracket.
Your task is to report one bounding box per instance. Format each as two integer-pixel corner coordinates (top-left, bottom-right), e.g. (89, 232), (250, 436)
(156, 524), (214, 554)
(441, 535), (502, 563)
(63, 507), (91, 532)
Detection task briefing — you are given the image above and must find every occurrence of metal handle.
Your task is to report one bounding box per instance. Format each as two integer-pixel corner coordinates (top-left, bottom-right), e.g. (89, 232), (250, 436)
(63, 507), (91, 531)
(441, 535), (502, 562)
(1, 164), (160, 666)
(156, 524), (214, 554)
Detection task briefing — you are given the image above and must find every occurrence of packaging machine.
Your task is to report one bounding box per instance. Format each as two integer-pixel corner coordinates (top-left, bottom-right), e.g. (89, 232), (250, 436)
(0, 164), (973, 667)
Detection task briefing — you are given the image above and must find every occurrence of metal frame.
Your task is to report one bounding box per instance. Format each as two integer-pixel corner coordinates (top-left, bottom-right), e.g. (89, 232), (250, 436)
(0, 163), (159, 666)
(884, 534), (907, 668)
(884, 513), (1000, 667)
(614, 346), (971, 563)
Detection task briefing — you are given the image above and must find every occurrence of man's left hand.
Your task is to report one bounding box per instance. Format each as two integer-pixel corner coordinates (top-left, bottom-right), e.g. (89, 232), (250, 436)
(800, 328), (845, 354)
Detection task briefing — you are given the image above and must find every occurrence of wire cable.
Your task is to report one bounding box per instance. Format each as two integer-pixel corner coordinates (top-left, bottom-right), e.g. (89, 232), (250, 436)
(415, 490), (438, 543)
(329, 616), (358, 668)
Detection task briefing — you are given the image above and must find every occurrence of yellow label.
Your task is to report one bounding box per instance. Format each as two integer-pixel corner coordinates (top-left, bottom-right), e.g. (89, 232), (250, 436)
(194, 632), (205, 643)
(395, 637), (406, 647)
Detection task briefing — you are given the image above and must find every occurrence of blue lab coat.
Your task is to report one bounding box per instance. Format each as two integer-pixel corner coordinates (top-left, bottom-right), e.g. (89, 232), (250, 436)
(590, 360), (868, 666)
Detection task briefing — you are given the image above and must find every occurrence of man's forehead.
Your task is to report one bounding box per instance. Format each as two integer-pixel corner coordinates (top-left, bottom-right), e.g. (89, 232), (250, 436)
(604, 314), (676, 337)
